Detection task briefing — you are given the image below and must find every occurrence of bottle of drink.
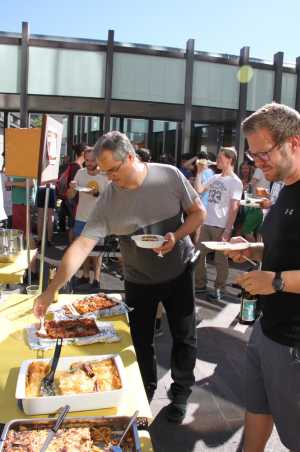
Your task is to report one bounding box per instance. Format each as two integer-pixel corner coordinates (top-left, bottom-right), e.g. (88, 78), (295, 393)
(48, 267), (59, 303)
(239, 289), (258, 325)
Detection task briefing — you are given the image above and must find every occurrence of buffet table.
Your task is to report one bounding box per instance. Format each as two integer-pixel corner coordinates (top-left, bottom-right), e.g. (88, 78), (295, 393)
(0, 249), (37, 284)
(0, 293), (153, 450)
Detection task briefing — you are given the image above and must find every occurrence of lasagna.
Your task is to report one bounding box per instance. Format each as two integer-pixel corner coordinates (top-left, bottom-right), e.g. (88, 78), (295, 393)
(25, 358), (122, 397)
(3, 424), (135, 451)
(36, 319), (99, 339)
(65, 294), (118, 316)
(3, 427), (92, 452)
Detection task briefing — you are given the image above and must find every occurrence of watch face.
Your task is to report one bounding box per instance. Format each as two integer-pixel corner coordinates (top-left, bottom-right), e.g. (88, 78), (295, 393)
(273, 276), (284, 292)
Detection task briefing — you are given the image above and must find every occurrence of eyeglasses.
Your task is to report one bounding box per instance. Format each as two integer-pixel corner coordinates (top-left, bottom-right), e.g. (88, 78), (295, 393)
(100, 160), (125, 176)
(247, 140), (283, 162)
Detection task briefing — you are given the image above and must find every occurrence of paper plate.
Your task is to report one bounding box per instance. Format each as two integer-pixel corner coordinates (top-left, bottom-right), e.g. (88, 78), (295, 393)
(131, 234), (165, 249)
(201, 241), (263, 251)
(75, 186), (92, 192)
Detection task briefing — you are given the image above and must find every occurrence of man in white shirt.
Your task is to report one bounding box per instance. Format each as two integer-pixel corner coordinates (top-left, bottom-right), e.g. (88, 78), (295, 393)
(194, 147), (243, 301)
(67, 148), (109, 289)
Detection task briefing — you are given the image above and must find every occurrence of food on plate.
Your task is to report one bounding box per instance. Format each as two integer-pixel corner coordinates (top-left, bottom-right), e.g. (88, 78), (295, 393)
(3, 427), (92, 451)
(255, 186), (269, 197)
(141, 235), (161, 242)
(35, 319), (99, 339)
(64, 294), (118, 315)
(87, 180), (99, 192)
(25, 358), (122, 397)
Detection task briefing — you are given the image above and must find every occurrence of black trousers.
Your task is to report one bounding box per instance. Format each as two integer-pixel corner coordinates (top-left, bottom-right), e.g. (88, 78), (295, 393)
(125, 265), (196, 402)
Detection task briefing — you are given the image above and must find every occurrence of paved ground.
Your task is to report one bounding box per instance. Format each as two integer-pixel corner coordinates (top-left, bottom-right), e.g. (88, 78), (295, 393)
(28, 231), (287, 452)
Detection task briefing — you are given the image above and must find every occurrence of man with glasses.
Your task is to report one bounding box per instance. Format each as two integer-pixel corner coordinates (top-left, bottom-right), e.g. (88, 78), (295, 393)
(33, 131), (206, 423)
(226, 103), (300, 451)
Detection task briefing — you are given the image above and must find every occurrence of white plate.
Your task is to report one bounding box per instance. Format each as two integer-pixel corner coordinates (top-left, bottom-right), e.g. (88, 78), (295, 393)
(202, 241), (264, 251)
(240, 199), (261, 208)
(131, 234), (165, 249)
(75, 186), (92, 192)
(16, 354), (126, 415)
(201, 241), (231, 251)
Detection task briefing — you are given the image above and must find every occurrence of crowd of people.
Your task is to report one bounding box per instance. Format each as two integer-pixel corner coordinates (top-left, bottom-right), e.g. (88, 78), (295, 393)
(0, 101), (299, 450)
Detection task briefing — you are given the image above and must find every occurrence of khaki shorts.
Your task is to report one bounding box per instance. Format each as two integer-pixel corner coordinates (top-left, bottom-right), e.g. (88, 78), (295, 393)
(246, 320), (300, 451)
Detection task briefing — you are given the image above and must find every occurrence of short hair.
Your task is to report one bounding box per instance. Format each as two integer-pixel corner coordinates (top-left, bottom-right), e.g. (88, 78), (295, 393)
(219, 146), (237, 166)
(242, 102), (300, 143)
(136, 148), (151, 162)
(197, 150), (209, 160)
(72, 143), (87, 158)
(94, 131), (136, 161)
(83, 146), (94, 155)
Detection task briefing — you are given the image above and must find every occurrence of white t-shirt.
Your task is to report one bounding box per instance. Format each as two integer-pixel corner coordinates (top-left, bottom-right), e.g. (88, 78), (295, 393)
(204, 173), (243, 228)
(74, 169), (109, 222)
(252, 168), (270, 190)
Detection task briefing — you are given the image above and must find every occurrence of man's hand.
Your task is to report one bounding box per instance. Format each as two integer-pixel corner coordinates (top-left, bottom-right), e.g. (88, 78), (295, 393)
(33, 290), (54, 318)
(69, 180), (77, 190)
(221, 229), (231, 242)
(153, 232), (176, 256)
(224, 236), (252, 263)
(195, 159), (208, 173)
(236, 270), (276, 295)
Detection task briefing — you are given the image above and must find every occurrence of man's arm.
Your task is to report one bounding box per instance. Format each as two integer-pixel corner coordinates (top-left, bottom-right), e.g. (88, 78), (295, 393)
(222, 199), (240, 241)
(154, 197), (206, 255)
(236, 269), (300, 295)
(193, 163), (209, 194)
(33, 235), (97, 317)
(66, 180), (78, 199)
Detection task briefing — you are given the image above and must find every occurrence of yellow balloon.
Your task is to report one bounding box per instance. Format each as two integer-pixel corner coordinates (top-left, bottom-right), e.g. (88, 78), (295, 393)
(237, 65), (254, 84)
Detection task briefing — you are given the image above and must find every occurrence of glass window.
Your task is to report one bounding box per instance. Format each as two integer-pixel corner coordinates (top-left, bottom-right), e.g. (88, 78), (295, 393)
(123, 118), (148, 147)
(74, 115), (103, 146)
(152, 120), (180, 164)
(0, 112), (4, 170)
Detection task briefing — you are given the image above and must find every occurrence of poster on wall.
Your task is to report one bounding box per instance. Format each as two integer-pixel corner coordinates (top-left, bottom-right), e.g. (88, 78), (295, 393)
(38, 115), (63, 185)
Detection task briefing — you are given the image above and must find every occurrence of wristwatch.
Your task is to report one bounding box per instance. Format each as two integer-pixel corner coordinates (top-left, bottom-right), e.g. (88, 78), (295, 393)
(272, 271), (285, 293)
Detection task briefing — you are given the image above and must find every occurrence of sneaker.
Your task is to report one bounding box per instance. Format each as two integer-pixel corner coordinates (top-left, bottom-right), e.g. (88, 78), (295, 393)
(165, 401), (187, 423)
(207, 289), (222, 302)
(195, 285), (207, 294)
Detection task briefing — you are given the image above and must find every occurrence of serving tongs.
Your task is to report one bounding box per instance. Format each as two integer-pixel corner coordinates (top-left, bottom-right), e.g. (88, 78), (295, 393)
(106, 410), (139, 452)
(40, 338), (63, 396)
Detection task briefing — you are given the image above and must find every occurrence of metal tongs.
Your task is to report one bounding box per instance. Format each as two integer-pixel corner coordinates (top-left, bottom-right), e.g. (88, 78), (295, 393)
(109, 411), (139, 452)
(40, 338), (63, 396)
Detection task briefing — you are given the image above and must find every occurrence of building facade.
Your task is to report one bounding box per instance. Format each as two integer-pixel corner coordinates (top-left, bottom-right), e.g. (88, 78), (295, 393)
(0, 22), (299, 167)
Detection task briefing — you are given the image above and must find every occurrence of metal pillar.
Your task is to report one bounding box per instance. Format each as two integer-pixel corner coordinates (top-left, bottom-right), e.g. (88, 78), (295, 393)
(235, 46), (250, 168)
(273, 51), (284, 103)
(182, 39), (195, 159)
(20, 21), (32, 284)
(103, 30), (114, 133)
(295, 57), (300, 112)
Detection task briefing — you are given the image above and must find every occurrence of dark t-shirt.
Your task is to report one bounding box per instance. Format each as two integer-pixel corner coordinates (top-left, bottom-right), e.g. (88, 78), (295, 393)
(260, 180), (300, 346)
